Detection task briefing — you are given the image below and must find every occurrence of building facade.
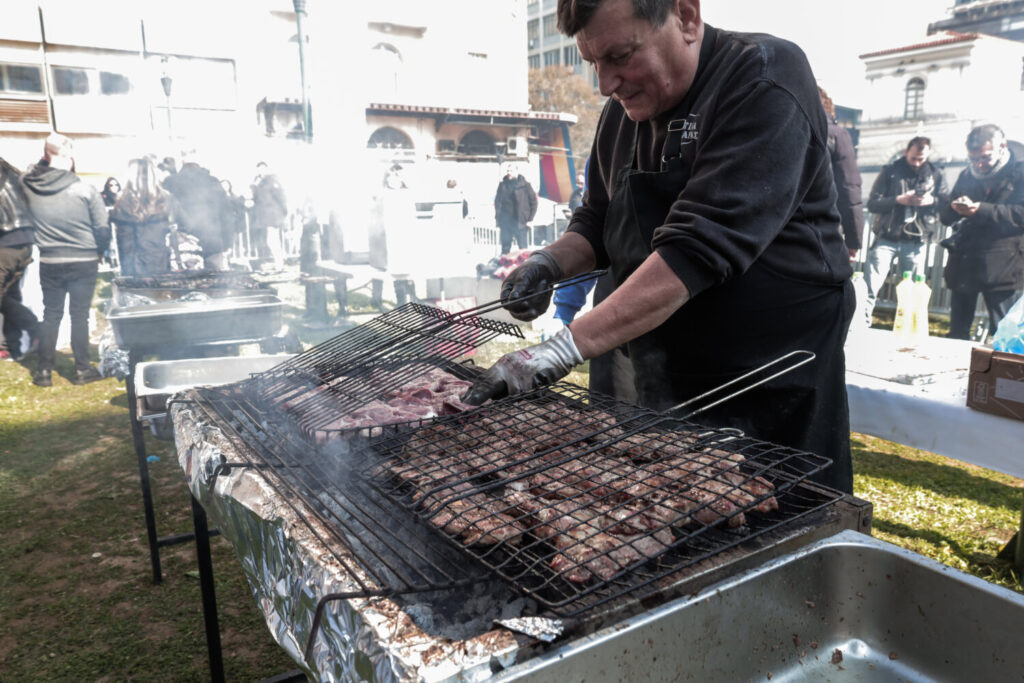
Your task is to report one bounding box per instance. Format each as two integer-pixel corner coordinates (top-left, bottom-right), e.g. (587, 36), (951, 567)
(0, 1), (247, 182)
(857, 31), (1024, 174)
(928, 0), (1024, 42)
(854, 28), (1024, 319)
(525, 0), (596, 88)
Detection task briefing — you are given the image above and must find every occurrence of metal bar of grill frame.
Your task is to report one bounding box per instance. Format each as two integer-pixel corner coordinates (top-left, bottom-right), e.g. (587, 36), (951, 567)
(353, 381), (844, 617)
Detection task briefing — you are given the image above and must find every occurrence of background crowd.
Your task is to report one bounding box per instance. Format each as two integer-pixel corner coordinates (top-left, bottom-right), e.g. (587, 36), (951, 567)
(0, 133), (291, 385)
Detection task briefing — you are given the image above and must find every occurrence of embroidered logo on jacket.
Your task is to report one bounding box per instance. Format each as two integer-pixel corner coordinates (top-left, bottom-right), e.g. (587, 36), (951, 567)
(679, 114), (700, 146)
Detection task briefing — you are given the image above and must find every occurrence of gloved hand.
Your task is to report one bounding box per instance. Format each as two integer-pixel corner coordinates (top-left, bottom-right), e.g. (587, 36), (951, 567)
(500, 250), (563, 321)
(462, 326), (584, 405)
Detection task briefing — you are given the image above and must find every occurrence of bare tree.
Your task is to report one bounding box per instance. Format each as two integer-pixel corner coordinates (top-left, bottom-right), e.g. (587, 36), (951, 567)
(528, 67), (605, 169)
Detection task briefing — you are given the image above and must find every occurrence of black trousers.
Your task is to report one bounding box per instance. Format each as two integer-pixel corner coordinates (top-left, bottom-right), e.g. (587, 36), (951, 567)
(0, 245), (39, 354)
(499, 224), (528, 254)
(947, 287), (1017, 340)
(38, 260), (98, 372)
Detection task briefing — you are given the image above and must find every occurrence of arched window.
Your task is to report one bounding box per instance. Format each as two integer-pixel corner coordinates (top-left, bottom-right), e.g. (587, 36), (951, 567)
(367, 127), (413, 150)
(458, 130), (497, 156)
(904, 78), (925, 120)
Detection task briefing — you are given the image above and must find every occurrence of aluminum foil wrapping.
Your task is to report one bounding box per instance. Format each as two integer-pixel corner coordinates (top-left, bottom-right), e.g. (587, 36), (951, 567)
(97, 326), (130, 380)
(170, 392), (522, 682)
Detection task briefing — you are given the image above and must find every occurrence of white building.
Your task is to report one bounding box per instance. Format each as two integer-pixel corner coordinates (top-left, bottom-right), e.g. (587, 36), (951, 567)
(857, 31), (1024, 174)
(855, 30), (1024, 320)
(1, 1), (577, 280)
(526, 0), (597, 89)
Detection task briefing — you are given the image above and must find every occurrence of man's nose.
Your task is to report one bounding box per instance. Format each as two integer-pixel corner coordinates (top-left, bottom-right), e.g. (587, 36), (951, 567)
(596, 65), (620, 98)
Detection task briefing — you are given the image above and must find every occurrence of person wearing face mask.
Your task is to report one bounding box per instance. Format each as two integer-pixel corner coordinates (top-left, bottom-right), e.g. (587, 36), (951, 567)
(939, 123), (1024, 341)
(863, 137), (949, 326)
(462, 0), (855, 493)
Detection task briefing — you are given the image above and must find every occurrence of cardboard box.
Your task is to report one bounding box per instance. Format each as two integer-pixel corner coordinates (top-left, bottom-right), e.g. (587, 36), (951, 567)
(967, 347), (1024, 422)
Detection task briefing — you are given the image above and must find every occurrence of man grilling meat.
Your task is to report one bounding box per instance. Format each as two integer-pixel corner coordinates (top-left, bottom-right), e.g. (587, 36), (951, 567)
(463, 0), (855, 493)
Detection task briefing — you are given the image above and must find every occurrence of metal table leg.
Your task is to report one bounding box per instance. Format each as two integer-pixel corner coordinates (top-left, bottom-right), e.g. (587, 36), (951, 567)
(127, 350), (164, 584)
(191, 495), (225, 683)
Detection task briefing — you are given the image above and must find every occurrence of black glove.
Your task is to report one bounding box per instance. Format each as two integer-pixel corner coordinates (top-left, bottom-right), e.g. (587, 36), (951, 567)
(462, 327), (584, 405)
(500, 250), (563, 321)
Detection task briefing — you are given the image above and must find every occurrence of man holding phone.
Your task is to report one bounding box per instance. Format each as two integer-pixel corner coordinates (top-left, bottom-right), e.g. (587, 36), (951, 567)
(863, 136), (949, 326)
(939, 123), (1024, 340)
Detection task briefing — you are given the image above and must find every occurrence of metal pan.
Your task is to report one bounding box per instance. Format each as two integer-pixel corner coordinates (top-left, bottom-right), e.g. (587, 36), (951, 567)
(106, 294), (284, 351)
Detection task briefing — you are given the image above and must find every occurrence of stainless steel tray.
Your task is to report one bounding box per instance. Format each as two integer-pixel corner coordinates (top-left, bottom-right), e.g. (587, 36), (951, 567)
(107, 294), (284, 350)
(495, 530), (1024, 681)
(135, 353), (294, 412)
(135, 353), (293, 439)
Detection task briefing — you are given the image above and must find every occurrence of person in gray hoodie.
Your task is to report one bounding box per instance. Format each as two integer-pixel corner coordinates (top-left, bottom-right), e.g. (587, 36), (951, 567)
(19, 133), (109, 386)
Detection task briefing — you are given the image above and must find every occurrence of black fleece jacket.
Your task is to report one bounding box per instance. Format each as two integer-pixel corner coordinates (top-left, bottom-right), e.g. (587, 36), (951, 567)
(0, 158), (34, 248)
(20, 164), (109, 260)
(568, 25), (851, 297)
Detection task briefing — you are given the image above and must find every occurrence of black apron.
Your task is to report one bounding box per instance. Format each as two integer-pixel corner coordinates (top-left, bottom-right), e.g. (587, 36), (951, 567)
(601, 110), (855, 493)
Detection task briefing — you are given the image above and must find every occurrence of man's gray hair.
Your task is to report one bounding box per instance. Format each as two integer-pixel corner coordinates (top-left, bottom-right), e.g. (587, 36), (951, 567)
(966, 123), (1006, 151)
(557, 0), (676, 37)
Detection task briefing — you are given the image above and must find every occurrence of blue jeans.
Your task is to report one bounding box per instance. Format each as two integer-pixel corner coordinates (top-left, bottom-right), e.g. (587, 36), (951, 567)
(863, 238), (926, 322)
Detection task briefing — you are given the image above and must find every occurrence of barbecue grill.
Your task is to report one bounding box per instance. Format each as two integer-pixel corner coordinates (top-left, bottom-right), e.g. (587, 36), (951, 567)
(166, 294), (882, 679)
(107, 274), (294, 586)
(112, 270), (272, 305)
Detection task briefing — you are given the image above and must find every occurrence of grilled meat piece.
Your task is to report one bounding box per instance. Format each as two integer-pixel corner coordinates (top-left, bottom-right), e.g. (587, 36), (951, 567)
(430, 492), (525, 546)
(506, 491), (674, 583)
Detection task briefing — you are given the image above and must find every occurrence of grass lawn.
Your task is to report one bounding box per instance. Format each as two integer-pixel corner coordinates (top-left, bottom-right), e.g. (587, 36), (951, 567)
(0, 274), (1020, 680)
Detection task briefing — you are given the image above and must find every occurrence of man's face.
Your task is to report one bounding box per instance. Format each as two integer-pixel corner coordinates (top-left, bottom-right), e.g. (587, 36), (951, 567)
(968, 139), (1006, 175)
(904, 145), (930, 170)
(577, 0), (701, 122)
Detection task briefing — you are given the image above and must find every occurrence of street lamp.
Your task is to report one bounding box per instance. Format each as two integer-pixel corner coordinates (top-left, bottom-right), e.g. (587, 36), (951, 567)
(160, 64), (173, 141)
(293, 0), (312, 142)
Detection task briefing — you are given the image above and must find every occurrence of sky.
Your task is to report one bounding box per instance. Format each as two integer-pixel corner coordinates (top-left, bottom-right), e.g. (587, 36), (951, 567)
(702, 0), (957, 106)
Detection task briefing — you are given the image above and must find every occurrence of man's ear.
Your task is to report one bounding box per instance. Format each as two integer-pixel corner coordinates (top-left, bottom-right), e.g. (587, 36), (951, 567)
(677, 0), (701, 41)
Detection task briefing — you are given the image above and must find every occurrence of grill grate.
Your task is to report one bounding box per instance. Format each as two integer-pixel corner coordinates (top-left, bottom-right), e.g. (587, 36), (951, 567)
(113, 271), (267, 291)
(186, 363), (844, 619)
(251, 303), (522, 428)
(247, 273), (606, 427)
(189, 384), (494, 596)
(358, 382), (840, 616)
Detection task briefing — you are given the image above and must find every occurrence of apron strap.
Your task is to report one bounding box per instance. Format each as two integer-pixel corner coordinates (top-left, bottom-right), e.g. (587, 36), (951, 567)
(661, 117), (690, 171)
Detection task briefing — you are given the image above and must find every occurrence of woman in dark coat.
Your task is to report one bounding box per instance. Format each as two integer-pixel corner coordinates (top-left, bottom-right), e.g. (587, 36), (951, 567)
(101, 177), (121, 208)
(110, 157), (172, 277)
